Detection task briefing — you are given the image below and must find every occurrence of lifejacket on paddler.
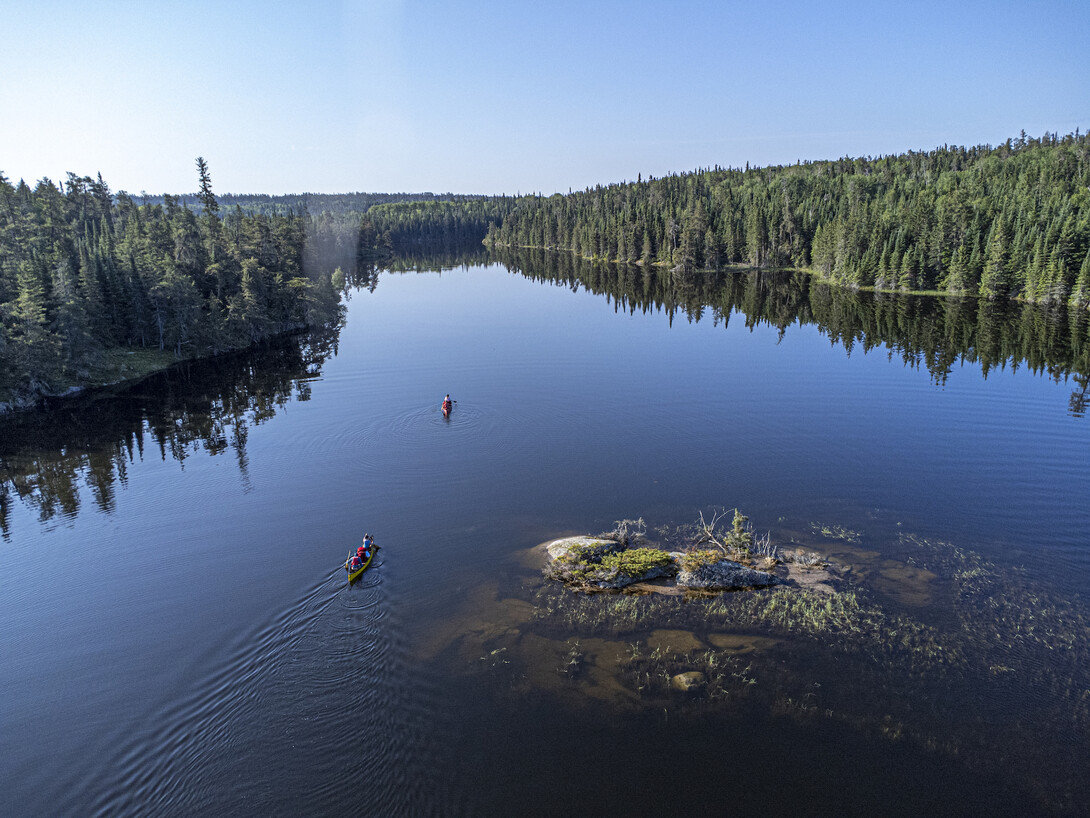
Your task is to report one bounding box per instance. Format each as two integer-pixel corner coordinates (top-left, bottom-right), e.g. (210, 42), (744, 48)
(442, 399), (452, 413)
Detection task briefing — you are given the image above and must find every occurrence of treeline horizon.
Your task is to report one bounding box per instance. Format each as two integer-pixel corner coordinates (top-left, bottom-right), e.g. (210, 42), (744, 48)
(485, 130), (1090, 309)
(135, 190), (501, 219)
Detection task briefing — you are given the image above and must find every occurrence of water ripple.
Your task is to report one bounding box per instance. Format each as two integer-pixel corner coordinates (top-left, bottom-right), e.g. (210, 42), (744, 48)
(70, 564), (443, 817)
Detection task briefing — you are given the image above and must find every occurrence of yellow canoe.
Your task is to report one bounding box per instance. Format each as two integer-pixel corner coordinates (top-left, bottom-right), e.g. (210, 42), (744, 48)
(344, 547), (375, 581)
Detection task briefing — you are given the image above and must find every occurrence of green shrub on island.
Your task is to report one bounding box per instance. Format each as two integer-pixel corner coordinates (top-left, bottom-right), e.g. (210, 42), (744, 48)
(599, 548), (674, 578)
(545, 542), (675, 589)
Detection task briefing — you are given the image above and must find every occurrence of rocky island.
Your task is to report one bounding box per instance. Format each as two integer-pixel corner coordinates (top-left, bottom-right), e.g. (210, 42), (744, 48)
(543, 513), (833, 595)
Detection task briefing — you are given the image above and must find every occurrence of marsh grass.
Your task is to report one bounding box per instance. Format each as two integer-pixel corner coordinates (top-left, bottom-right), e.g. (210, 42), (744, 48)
(903, 533), (1090, 728)
(532, 579), (957, 677)
(562, 639), (584, 678)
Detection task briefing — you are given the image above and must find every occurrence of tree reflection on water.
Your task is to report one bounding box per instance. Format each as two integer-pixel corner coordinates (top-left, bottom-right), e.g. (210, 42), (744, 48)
(496, 246), (1090, 411)
(0, 327), (341, 540)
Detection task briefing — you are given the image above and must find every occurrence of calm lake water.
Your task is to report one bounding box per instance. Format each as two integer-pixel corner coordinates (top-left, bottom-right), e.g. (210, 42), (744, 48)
(2, 254), (1089, 816)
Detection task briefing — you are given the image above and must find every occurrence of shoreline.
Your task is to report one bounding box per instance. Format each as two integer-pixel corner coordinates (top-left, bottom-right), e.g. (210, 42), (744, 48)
(486, 242), (1090, 306)
(0, 325), (318, 419)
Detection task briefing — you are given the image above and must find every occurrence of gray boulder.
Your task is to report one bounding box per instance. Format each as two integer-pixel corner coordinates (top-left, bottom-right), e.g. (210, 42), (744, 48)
(545, 536), (622, 564)
(677, 557), (779, 590)
(586, 556), (677, 590)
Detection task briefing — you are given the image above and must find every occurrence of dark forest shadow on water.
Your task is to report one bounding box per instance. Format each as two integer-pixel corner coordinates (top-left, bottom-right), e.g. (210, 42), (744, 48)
(493, 246), (1090, 417)
(0, 327), (341, 540)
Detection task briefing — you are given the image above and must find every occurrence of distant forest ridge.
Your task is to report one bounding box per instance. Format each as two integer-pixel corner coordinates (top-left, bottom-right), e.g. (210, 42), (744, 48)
(137, 191), (523, 257)
(486, 130), (1090, 308)
(140, 191), (502, 217)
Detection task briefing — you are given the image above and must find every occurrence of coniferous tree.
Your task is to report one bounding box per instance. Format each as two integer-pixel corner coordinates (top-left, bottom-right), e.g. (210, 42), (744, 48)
(50, 256), (96, 369)
(1072, 248), (1090, 306)
(196, 157), (218, 215)
(8, 260), (61, 390)
(980, 217), (1012, 299)
(640, 229), (653, 265)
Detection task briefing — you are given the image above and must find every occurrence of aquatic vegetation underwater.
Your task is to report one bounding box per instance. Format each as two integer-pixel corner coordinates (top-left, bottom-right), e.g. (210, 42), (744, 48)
(435, 520), (1090, 814)
(808, 521), (863, 544)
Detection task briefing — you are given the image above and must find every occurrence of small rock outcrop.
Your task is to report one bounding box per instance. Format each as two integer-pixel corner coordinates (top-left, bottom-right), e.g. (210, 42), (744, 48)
(545, 536), (621, 564)
(544, 538), (779, 593)
(544, 536), (676, 590)
(676, 551), (779, 590)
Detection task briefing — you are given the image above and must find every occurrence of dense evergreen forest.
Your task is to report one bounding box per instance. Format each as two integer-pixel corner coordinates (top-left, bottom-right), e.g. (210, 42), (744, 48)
(366, 197), (520, 254)
(485, 132), (1090, 309)
(0, 160), (350, 408)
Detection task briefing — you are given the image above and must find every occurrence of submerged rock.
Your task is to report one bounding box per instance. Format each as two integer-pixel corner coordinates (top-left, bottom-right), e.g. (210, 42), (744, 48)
(671, 671), (706, 692)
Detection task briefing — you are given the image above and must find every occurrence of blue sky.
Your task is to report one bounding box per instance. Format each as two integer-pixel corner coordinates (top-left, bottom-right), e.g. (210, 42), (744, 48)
(2, 0), (1087, 196)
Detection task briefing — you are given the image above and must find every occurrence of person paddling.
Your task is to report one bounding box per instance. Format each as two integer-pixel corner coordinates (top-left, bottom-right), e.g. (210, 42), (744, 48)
(347, 533), (377, 575)
(358, 533), (375, 560)
(442, 394), (453, 414)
